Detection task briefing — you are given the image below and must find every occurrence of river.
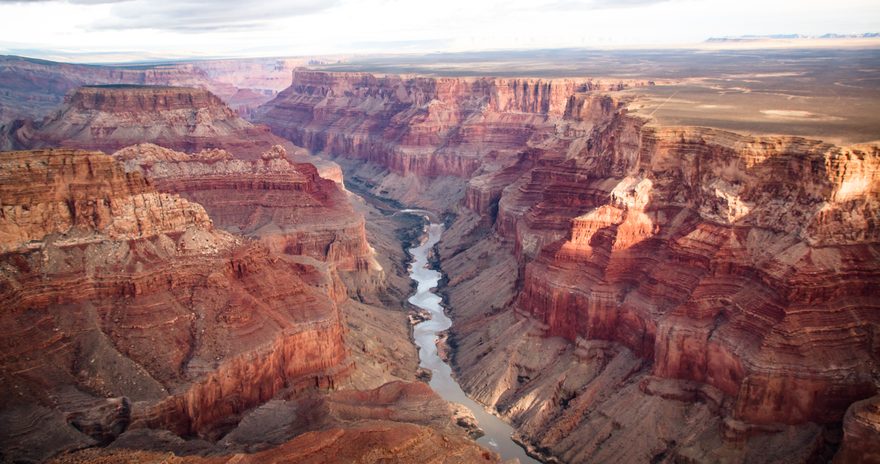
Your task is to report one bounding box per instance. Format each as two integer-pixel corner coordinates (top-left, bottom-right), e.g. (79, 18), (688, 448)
(407, 219), (540, 464)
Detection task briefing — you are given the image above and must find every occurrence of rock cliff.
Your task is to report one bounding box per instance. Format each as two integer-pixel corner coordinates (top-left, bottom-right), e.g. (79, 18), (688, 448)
(0, 55), (307, 124)
(255, 70), (647, 208)
(0, 149), (351, 460)
(259, 70), (880, 462)
(446, 108), (880, 462)
(111, 143), (381, 296)
(0, 149), (491, 462)
(1, 86), (298, 160)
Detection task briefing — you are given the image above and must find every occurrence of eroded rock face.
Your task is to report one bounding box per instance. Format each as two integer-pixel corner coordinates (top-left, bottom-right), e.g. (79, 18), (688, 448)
(0, 149), (350, 460)
(510, 121), (880, 425)
(0, 55), (307, 124)
(259, 71), (880, 462)
(255, 70), (644, 208)
(446, 111), (880, 462)
(112, 143), (379, 279)
(836, 395), (880, 463)
(1, 86), (302, 161)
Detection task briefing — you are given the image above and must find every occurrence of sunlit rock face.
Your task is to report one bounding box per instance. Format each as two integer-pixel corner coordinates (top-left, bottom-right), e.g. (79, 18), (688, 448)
(112, 143), (380, 280)
(0, 149), (351, 461)
(512, 120), (880, 423)
(454, 108), (880, 462)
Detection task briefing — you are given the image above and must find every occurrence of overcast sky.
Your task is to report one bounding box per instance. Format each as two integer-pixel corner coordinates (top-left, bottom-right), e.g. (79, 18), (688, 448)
(0, 0), (878, 62)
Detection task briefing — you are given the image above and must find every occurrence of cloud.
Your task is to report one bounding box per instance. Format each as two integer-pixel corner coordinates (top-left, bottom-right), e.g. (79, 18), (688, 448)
(0, 0), (125, 3)
(542, 0), (673, 10)
(3, 0), (342, 31)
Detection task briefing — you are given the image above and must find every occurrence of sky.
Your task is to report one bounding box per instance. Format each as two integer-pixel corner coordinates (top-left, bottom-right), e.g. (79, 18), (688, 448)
(0, 0), (878, 62)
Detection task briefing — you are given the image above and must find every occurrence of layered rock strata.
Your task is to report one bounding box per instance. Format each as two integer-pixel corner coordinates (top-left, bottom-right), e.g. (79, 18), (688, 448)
(0, 149), (357, 461)
(256, 70), (647, 208)
(445, 110), (880, 462)
(111, 143), (379, 284)
(260, 70), (880, 462)
(0, 55), (308, 123)
(1, 86), (298, 160)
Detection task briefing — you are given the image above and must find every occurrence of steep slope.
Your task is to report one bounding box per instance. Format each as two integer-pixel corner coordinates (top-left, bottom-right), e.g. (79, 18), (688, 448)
(256, 70), (648, 209)
(0, 84), (344, 183)
(112, 143), (381, 298)
(0, 149), (494, 463)
(1, 86), (297, 159)
(0, 149), (349, 461)
(260, 70), (880, 463)
(443, 109), (880, 463)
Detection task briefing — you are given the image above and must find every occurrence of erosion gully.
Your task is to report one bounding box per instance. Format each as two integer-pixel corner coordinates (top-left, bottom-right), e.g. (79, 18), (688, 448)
(403, 211), (540, 464)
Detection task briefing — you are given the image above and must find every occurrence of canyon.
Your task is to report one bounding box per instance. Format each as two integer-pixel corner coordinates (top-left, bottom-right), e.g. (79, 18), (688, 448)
(256, 69), (880, 463)
(0, 50), (878, 463)
(0, 85), (498, 462)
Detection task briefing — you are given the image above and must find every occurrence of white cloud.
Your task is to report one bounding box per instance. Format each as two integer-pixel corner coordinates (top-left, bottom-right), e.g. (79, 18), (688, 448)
(0, 0), (877, 61)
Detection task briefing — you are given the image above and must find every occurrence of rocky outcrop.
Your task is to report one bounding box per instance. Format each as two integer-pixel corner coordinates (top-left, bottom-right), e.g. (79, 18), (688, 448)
(0, 149), (351, 460)
(1, 86), (302, 160)
(439, 106), (880, 462)
(836, 395), (880, 463)
(111, 143), (379, 279)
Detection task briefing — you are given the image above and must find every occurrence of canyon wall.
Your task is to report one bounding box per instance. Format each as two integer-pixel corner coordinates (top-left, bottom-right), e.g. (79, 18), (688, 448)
(111, 143), (381, 296)
(256, 70), (645, 208)
(0, 84), (493, 461)
(0, 148), (494, 463)
(1, 86), (294, 160)
(0, 149), (349, 459)
(450, 113), (880, 463)
(260, 70), (880, 463)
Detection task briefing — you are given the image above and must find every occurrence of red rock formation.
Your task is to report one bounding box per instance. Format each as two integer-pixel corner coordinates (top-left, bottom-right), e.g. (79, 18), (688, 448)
(835, 395), (880, 463)
(260, 71), (879, 462)
(443, 106), (880, 461)
(510, 120), (880, 427)
(0, 149), (351, 460)
(255, 70), (646, 197)
(1, 86), (302, 161)
(111, 143), (378, 277)
(0, 55), (306, 123)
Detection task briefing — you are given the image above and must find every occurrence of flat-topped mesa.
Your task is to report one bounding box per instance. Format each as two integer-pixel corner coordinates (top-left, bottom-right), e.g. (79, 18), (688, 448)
(0, 149), (352, 460)
(255, 70), (647, 187)
(112, 143), (379, 277)
(67, 85), (230, 113)
(1, 85), (307, 161)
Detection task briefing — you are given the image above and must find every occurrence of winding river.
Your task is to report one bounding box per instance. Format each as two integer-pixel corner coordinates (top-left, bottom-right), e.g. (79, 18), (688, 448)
(407, 218), (540, 464)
